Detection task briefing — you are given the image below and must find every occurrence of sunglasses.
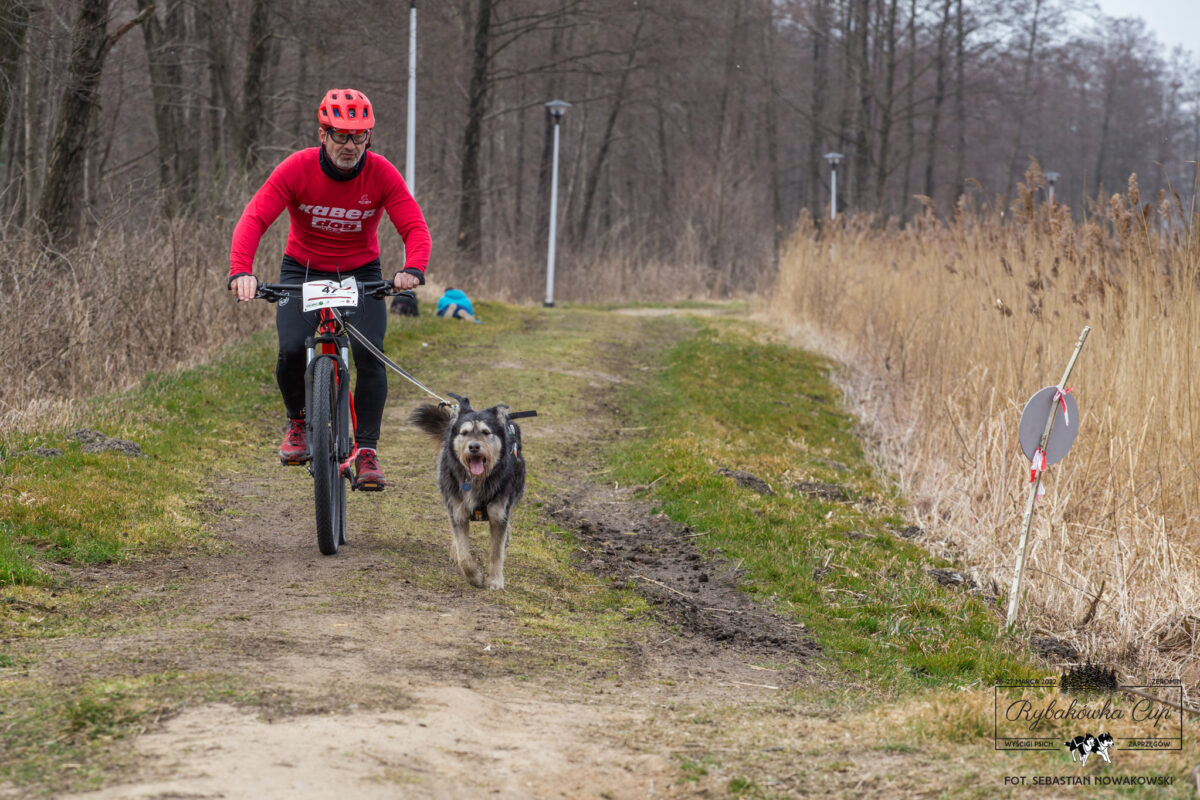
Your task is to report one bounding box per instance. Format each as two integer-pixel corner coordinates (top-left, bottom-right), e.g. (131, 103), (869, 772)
(325, 129), (368, 145)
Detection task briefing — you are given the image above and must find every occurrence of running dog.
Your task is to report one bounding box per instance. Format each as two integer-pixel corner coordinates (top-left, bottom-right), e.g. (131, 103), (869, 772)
(410, 397), (528, 590)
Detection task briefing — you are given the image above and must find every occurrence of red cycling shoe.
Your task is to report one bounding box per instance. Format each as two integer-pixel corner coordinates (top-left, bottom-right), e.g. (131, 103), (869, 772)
(353, 448), (387, 491)
(279, 418), (309, 465)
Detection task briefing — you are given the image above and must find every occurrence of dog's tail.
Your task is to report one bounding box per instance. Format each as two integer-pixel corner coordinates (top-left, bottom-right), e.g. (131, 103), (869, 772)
(410, 404), (453, 439)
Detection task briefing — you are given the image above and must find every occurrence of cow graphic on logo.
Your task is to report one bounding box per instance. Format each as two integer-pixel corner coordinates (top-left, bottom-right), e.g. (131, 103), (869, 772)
(1065, 732), (1115, 765)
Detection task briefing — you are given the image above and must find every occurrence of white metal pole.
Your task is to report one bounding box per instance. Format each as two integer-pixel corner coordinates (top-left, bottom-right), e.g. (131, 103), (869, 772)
(830, 167), (838, 220)
(544, 117), (561, 307)
(406, 1), (417, 192)
(1005, 326), (1091, 631)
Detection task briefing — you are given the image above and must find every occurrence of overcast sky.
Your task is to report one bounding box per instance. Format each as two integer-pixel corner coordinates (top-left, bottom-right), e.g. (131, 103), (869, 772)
(1093, 0), (1198, 57)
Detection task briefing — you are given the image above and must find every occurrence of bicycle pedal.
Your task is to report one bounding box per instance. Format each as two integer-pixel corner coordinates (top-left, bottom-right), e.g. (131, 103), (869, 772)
(355, 481), (385, 492)
(281, 456), (310, 466)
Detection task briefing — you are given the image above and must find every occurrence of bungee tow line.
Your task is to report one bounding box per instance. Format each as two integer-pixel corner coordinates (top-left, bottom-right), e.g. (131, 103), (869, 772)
(338, 311), (449, 404)
(338, 312), (538, 421)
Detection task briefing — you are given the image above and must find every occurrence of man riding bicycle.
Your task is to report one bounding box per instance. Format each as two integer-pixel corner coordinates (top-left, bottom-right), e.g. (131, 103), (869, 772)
(228, 88), (431, 490)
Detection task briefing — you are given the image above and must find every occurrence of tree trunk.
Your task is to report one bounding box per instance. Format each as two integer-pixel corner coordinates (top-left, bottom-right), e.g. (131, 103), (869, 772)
(203, 3), (235, 177)
(851, 0), (871, 212)
(762, 0), (783, 256)
(457, 0), (494, 268)
(712, 0), (743, 280)
(874, 0), (898, 212)
(574, 11), (644, 248)
(922, 0), (951, 204)
(952, 0), (966, 208)
(808, 0), (829, 213)
(1093, 64), (1116, 197)
(37, 0), (148, 244)
(136, 0), (180, 216)
(0, 0), (29, 175)
(1002, 0), (1041, 212)
(236, 0), (272, 170)
(900, 0), (916, 218)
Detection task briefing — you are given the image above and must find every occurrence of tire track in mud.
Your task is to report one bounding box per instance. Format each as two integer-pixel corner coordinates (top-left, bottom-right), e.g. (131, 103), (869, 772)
(548, 485), (820, 661)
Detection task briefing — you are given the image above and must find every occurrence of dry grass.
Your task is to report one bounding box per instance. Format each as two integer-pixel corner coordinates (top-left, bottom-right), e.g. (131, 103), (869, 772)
(769, 162), (1200, 690)
(1, 215), (281, 432)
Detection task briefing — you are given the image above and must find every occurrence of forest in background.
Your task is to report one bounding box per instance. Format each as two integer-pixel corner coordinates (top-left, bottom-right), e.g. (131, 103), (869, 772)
(3, 0), (1199, 420)
(2, 0), (1198, 287)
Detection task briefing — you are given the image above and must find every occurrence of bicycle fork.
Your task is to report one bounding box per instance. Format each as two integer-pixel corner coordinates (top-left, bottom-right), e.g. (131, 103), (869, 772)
(303, 332), (355, 473)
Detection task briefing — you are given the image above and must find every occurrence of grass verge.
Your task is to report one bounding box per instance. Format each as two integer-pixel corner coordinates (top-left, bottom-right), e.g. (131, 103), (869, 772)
(609, 319), (1038, 692)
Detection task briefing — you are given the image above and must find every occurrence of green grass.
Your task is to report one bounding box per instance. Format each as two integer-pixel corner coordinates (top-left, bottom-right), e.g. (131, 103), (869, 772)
(0, 330), (280, 585)
(609, 321), (1038, 691)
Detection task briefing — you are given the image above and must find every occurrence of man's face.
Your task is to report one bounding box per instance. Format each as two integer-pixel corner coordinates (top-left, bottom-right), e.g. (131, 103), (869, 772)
(319, 127), (369, 171)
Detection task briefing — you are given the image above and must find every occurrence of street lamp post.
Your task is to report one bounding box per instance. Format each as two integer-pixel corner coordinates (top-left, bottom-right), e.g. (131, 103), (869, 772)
(543, 100), (571, 308)
(824, 152), (844, 220)
(1045, 171), (1059, 206)
(406, 1), (417, 192)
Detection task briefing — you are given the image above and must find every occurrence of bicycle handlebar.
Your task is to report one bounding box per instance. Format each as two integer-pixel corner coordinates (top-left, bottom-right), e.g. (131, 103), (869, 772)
(253, 279), (400, 304)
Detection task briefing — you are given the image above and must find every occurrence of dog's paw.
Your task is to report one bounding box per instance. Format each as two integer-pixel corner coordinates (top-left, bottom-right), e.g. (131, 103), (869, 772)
(486, 574), (505, 591)
(458, 561), (485, 587)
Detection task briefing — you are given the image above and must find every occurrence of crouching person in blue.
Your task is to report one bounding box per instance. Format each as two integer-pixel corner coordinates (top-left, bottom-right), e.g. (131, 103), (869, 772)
(437, 288), (479, 322)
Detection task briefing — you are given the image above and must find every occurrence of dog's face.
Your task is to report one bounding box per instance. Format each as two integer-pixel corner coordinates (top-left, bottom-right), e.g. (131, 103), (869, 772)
(1097, 733), (1114, 750)
(451, 410), (505, 480)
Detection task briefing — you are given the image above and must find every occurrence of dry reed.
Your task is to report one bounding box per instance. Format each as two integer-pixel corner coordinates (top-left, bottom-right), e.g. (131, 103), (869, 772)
(1, 214), (282, 432)
(770, 162), (1200, 689)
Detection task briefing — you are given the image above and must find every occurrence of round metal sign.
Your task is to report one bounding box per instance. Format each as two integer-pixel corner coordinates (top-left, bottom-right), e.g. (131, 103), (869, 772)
(1019, 386), (1079, 466)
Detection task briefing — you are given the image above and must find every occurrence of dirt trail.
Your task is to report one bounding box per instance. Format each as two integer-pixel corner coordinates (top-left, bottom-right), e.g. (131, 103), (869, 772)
(5, 309), (975, 799)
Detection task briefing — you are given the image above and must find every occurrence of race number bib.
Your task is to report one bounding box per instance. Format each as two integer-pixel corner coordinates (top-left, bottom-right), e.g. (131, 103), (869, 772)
(301, 278), (359, 312)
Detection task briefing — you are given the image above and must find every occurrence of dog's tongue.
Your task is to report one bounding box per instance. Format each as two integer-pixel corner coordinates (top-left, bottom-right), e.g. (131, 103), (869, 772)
(470, 458), (486, 476)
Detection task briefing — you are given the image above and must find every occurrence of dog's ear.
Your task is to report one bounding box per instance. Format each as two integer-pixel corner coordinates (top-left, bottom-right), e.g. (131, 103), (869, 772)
(490, 404), (511, 425)
(448, 392), (472, 412)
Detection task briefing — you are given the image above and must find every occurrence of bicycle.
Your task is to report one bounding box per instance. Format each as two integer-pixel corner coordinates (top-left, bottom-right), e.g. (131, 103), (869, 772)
(254, 277), (399, 555)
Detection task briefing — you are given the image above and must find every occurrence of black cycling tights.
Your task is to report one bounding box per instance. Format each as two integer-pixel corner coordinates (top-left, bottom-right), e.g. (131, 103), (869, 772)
(275, 258), (388, 451)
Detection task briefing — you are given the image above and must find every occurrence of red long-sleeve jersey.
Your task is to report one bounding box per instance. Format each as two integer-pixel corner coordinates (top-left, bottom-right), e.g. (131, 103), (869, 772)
(229, 148), (431, 279)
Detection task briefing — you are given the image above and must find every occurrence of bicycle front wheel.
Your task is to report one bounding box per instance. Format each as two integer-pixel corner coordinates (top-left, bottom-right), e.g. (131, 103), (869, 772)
(310, 356), (346, 555)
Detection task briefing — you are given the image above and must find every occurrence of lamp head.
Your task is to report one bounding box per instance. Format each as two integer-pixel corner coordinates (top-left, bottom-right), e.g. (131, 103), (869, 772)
(545, 99), (572, 120)
(824, 151), (844, 168)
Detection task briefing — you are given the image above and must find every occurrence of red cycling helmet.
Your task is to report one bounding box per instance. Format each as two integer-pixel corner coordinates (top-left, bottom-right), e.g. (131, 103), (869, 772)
(317, 88), (375, 130)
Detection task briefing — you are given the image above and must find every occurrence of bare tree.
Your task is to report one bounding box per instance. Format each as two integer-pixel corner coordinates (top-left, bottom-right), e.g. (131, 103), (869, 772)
(37, 0), (151, 244)
(1001, 0), (1042, 211)
(0, 0), (29, 174)
(923, 0), (951, 204)
(456, 0), (494, 268)
(573, 9), (645, 248)
(236, 0), (273, 170)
